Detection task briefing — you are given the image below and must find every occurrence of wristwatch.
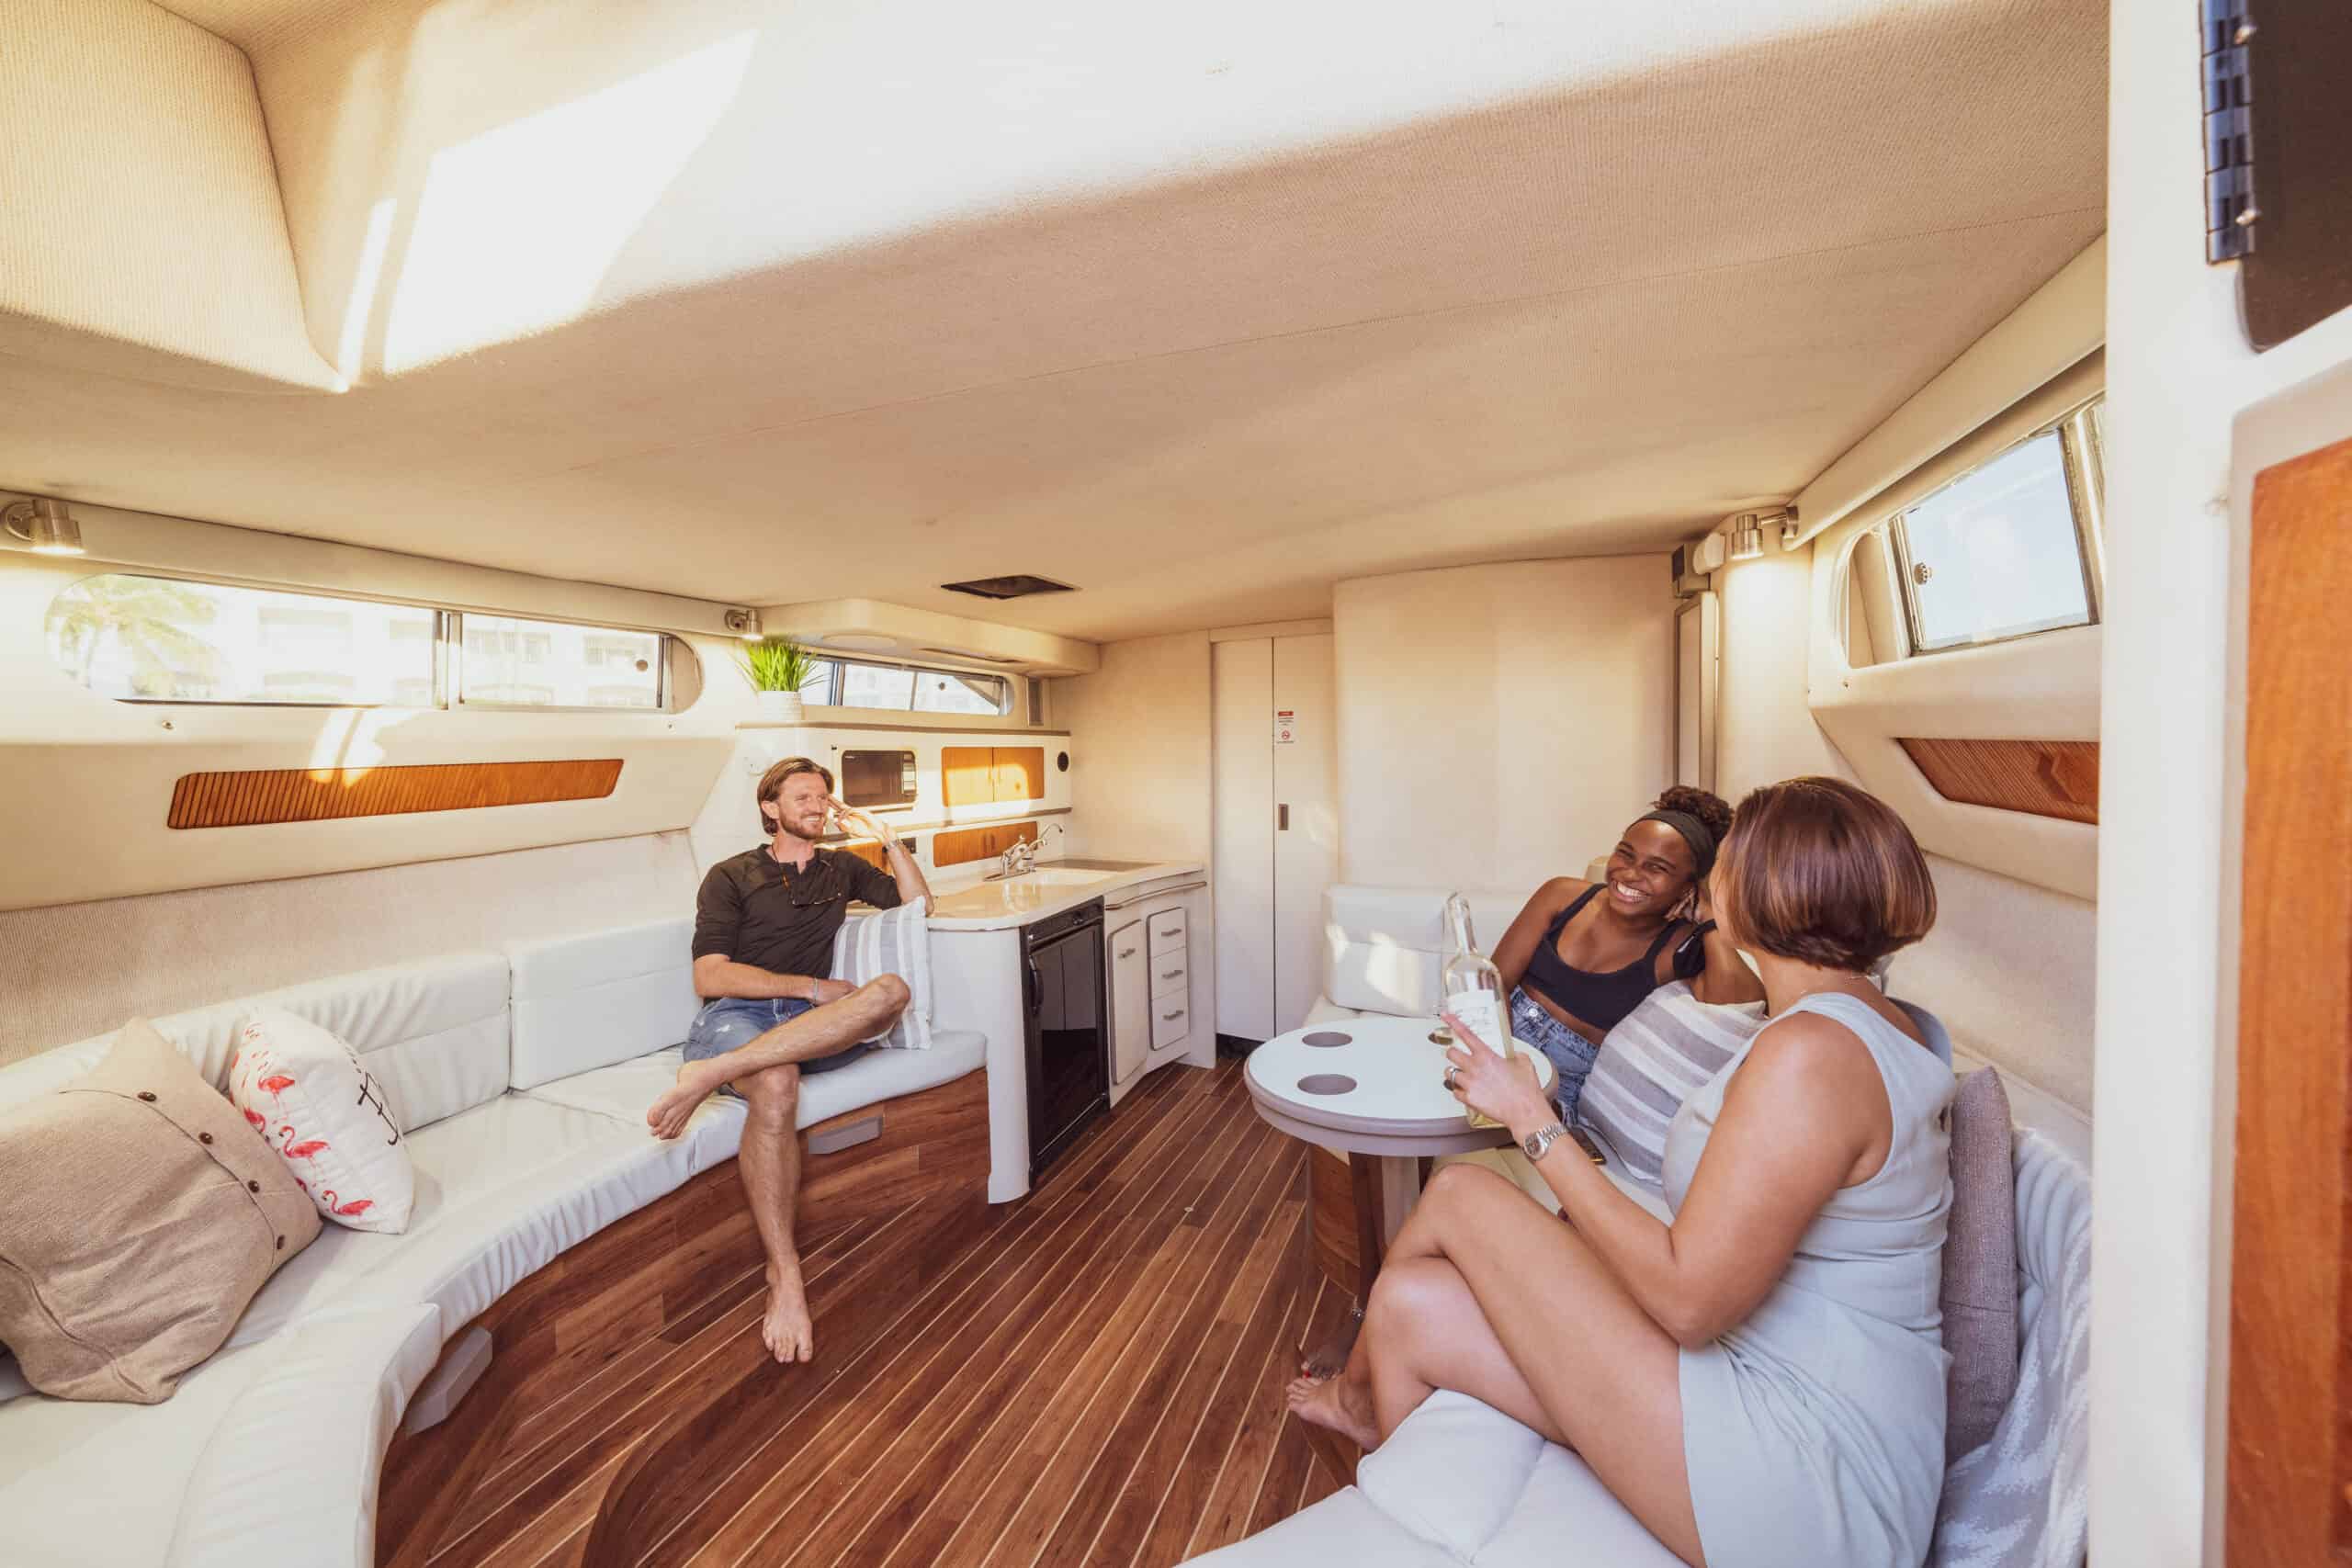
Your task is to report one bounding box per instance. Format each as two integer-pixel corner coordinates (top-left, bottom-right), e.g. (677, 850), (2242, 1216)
(1521, 1121), (1571, 1163)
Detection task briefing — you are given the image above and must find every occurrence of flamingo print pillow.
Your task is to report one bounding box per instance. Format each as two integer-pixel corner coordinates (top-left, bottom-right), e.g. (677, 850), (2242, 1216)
(228, 1008), (414, 1234)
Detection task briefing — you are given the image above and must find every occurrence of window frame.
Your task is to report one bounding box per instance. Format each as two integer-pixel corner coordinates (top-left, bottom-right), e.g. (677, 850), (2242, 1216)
(799, 655), (1014, 716)
(1880, 396), (2107, 660)
(448, 611), (671, 714)
(45, 573), (684, 713)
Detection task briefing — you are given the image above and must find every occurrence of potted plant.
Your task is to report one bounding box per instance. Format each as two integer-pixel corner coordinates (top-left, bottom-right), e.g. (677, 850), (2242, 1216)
(735, 638), (819, 723)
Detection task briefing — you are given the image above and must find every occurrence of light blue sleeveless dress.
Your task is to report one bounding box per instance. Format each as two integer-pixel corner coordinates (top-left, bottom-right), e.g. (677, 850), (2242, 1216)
(1659, 992), (1955, 1568)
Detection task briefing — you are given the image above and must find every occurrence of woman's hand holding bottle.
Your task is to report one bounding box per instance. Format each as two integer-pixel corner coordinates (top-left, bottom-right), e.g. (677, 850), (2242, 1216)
(1442, 1010), (1555, 1140)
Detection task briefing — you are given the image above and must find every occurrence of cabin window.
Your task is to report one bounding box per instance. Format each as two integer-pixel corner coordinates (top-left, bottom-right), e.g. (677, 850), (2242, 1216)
(1846, 399), (2105, 663)
(46, 576), (437, 705)
(46, 575), (684, 711)
(799, 656), (1013, 716)
(455, 615), (662, 710)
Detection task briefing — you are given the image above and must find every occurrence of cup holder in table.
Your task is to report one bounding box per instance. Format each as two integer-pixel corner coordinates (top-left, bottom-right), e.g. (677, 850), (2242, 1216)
(1296, 1073), (1357, 1096)
(1300, 1031), (1351, 1047)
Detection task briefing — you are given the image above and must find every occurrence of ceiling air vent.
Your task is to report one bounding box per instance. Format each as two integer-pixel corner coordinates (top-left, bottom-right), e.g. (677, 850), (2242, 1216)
(938, 574), (1076, 601)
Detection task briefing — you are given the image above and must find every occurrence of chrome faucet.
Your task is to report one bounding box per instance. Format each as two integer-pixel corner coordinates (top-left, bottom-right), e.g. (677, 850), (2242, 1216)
(1000, 837), (1039, 878)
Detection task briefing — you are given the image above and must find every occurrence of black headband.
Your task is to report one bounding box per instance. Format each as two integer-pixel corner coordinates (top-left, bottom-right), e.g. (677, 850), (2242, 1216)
(1638, 809), (1717, 875)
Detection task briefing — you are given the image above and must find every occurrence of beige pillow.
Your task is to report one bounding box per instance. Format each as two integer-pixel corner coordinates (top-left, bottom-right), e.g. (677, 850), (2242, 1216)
(1941, 1066), (2019, 1459)
(0, 1019), (321, 1403)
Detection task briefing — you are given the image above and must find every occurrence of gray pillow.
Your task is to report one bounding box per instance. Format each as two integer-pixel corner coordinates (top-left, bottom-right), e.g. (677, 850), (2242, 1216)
(1577, 981), (1766, 1185)
(1942, 1067), (2018, 1459)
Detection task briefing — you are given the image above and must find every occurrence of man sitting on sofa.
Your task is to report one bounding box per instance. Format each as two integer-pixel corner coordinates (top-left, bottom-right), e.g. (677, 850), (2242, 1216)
(647, 756), (930, 1363)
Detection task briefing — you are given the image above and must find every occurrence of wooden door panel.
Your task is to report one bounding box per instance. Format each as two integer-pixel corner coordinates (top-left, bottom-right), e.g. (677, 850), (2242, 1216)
(2228, 430), (2352, 1566)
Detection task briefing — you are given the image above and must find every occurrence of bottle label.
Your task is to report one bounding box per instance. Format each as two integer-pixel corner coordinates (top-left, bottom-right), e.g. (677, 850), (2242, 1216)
(1444, 989), (1507, 1056)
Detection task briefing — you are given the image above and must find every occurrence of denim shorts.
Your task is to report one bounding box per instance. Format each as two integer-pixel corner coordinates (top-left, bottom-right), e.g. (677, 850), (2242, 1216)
(1509, 987), (1601, 1124)
(684, 997), (870, 1098)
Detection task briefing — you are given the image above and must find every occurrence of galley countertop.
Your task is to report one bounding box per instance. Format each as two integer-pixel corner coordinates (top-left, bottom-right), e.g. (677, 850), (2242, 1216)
(922, 858), (1206, 931)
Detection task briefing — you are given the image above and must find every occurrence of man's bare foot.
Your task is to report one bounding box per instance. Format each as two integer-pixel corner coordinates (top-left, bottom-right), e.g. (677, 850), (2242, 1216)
(647, 1063), (717, 1140)
(1286, 1371), (1378, 1451)
(1297, 1304), (1364, 1380)
(762, 1261), (814, 1364)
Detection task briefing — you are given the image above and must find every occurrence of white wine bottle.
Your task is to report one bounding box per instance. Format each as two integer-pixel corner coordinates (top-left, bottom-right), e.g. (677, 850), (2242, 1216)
(1439, 893), (1509, 1060)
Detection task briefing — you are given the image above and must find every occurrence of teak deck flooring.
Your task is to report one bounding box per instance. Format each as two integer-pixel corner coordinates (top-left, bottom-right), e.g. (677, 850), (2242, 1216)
(378, 1059), (1357, 1568)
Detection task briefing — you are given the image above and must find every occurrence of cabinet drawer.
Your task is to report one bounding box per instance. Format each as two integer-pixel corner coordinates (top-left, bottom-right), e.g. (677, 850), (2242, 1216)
(1148, 907), (1188, 952)
(1150, 997), (1191, 1050)
(1150, 944), (1188, 999)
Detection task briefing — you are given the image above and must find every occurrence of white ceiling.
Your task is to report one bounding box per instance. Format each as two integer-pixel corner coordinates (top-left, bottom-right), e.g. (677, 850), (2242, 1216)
(4, 0), (2107, 642)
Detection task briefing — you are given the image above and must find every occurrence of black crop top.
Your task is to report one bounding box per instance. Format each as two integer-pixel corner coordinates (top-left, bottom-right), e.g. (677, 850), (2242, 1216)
(1518, 886), (1708, 1038)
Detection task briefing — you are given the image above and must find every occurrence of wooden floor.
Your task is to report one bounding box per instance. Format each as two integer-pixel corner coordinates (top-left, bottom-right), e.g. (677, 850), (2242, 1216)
(378, 1058), (1358, 1568)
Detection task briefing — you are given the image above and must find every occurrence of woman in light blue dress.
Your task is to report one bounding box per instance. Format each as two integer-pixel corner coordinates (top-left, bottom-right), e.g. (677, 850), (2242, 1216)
(1289, 777), (1952, 1568)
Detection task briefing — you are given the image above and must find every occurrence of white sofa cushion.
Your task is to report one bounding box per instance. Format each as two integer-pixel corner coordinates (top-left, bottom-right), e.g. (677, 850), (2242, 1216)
(221, 1093), (699, 1352)
(1185, 1392), (1682, 1568)
(166, 1305), (444, 1568)
(0, 1303), (438, 1568)
(0, 953), (510, 1136)
(507, 915), (698, 1090)
(522, 1028), (989, 1168)
(1323, 885), (1531, 1016)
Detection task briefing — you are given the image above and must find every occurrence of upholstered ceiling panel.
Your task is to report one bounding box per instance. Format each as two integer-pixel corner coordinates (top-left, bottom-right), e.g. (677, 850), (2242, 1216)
(7, 0), (2106, 641)
(0, 0), (338, 389)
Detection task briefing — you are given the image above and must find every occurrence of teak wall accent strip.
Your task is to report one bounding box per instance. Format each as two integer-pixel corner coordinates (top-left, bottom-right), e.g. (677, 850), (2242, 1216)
(1895, 737), (2099, 824)
(166, 760), (623, 829)
(933, 819), (1038, 868)
(2228, 431), (2352, 1567)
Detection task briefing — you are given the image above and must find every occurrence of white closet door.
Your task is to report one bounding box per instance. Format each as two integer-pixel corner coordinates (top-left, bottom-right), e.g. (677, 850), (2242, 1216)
(1212, 638), (1275, 1040)
(1272, 633), (1336, 1034)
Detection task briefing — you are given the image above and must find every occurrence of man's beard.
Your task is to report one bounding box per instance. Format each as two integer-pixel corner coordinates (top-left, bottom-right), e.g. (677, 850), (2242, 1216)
(775, 812), (827, 842)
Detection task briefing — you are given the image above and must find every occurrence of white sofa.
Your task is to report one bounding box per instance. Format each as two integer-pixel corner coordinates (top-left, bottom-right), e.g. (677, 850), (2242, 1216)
(0, 913), (983, 1568)
(1191, 885), (2093, 1568)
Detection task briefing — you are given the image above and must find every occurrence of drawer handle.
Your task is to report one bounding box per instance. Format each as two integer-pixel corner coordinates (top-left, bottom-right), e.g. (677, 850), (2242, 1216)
(1118, 946), (1137, 958)
(1162, 1010), (1185, 1021)
(1160, 968), (1182, 979)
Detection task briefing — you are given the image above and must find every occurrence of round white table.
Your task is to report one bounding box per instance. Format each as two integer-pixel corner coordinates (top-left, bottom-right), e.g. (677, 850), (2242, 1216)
(1244, 1014), (1555, 1256)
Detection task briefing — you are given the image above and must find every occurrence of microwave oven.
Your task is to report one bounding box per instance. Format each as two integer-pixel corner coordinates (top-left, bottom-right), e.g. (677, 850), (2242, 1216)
(839, 749), (918, 807)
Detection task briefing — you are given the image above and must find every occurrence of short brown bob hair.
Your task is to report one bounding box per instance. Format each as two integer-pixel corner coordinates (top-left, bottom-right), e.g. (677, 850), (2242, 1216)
(755, 756), (833, 833)
(1714, 777), (1935, 973)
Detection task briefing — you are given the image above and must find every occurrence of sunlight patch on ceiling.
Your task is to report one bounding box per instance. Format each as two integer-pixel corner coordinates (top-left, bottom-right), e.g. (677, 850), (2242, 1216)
(382, 29), (757, 373)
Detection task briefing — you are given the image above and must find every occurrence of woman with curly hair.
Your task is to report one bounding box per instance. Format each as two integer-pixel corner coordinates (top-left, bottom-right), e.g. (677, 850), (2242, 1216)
(1490, 784), (1764, 1122)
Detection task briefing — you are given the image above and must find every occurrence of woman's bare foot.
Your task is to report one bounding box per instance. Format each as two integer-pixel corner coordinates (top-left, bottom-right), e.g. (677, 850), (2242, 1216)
(763, 1261), (814, 1364)
(1297, 1304), (1364, 1380)
(647, 1063), (717, 1140)
(1286, 1371), (1378, 1451)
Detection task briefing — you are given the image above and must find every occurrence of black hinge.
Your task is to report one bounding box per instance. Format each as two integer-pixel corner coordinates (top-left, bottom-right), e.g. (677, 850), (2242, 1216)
(2202, 0), (2258, 261)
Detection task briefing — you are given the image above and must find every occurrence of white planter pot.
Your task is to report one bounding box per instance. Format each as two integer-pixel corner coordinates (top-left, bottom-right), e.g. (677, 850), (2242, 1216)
(754, 691), (804, 724)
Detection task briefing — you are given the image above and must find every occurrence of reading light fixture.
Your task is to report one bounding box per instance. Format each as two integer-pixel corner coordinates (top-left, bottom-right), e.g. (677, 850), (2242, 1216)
(723, 606), (762, 640)
(1726, 513), (1764, 561)
(4, 497), (85, 556)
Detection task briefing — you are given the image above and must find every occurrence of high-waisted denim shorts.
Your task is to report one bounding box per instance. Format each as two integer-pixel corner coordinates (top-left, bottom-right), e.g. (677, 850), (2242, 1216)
(1509, 987), (1601, 1123)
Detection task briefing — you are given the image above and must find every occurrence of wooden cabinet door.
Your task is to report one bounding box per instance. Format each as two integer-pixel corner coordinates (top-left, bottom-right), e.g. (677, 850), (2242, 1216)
(995, 746), (1046, 803)
(941, 747), (996, 807)
(1109, 918), (1149, 1084)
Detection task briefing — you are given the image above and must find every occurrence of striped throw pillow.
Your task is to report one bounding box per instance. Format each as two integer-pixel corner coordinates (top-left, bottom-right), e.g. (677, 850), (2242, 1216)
(1577, 981), (1765, 1186)
(831, 897), (934, 1049)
